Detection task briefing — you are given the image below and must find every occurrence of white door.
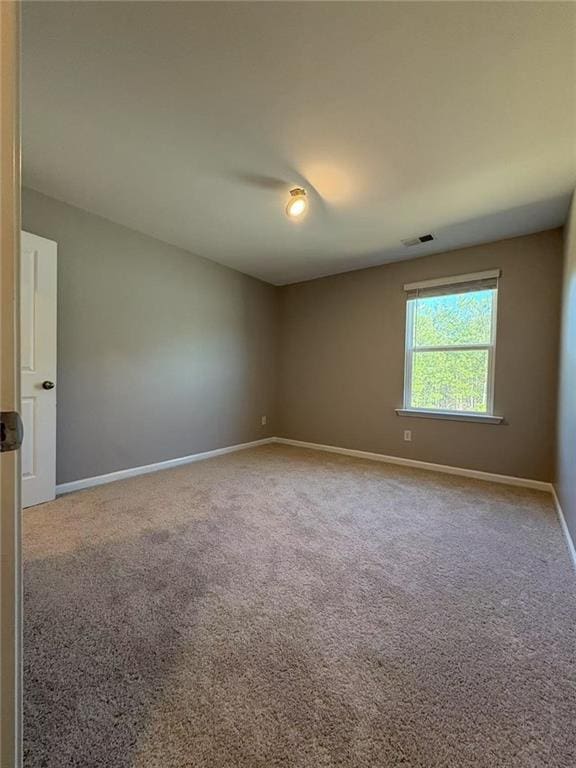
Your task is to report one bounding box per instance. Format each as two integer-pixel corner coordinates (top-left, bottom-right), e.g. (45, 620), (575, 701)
(21, 231), (57, 508)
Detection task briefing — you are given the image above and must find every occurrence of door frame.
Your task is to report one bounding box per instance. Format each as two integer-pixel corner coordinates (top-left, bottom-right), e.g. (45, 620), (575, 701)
(1, 2), (22, 767)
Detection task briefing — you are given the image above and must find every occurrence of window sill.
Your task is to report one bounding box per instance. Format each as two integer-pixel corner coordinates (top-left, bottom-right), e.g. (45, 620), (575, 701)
(395, 409), (504, 424)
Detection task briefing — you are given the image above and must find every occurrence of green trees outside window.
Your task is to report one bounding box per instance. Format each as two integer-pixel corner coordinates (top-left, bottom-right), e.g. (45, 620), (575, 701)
(406, 290), (496, 413)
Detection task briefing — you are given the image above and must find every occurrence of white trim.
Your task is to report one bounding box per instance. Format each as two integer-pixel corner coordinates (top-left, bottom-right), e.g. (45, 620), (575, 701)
(395, 408), (503, 424)
(56, 438), (275, 495)
(403, 269), (501, 292)
(487, 282), (498, 413)
(406, 343), (493, 352)
(403, 283), (498, 417)
(55, 435), (575, 576)
(551, 486), (576, 572)
(55, 435), (548, 494)
(272, 437), (551, 492)
(403, 298), (414, 410)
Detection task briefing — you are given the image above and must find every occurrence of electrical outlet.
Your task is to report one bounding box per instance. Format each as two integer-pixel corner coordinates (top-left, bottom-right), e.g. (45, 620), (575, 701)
(261, 416), (267, 426)
(403, 430), (412, 442)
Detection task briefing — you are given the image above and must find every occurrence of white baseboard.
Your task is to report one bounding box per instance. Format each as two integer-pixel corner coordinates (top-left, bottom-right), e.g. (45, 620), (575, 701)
(57, 434), (553, 496)
(277, 437), (576, 571)
(272, 437), (553, 493)
(56, 433), (575, 574)
(56, 438), (275, 495)
(551, 486), (576, 572)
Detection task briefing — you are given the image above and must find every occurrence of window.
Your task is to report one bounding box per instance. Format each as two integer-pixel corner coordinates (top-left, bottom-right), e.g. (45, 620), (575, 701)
(402, 270), (500, 419)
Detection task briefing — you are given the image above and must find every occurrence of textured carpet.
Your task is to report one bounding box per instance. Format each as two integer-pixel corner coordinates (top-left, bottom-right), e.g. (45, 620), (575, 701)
(24, 444), (576, 768)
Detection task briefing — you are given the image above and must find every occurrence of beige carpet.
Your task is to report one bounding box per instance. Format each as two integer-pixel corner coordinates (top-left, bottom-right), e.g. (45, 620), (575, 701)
(24, 444), (576, 767)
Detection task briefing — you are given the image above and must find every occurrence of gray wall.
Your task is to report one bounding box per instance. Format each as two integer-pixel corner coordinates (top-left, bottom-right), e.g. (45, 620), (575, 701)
(22, 187), (565, 488)
(557, 192), (576, 541)
(278, 230), (563, 482)
(22, 188), (278, 484)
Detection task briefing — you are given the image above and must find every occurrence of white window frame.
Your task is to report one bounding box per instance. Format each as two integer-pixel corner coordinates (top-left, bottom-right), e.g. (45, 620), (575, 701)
(402, 273), (499, 419)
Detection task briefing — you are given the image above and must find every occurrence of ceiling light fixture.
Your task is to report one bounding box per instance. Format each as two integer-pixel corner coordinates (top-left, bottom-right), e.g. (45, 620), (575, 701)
(286, 187), (307, 219)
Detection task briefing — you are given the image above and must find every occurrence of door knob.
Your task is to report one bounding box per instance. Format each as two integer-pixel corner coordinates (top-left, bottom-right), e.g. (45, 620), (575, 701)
(42, 381), (55, 390)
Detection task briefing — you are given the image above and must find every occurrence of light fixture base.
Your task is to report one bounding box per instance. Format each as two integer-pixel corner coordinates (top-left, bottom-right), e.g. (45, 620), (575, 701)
(286, 187), (308, 219)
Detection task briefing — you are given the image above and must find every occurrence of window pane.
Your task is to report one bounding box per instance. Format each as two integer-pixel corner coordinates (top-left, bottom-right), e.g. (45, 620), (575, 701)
(413, 290), (494, 347)
(410, 349), (489, 412)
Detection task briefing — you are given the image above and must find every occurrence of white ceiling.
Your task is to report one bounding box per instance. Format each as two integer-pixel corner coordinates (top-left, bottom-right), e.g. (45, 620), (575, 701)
(22, 1), (576, 285)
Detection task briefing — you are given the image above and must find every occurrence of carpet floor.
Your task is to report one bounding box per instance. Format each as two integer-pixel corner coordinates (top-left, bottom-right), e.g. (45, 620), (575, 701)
(24, 444), (576, 768)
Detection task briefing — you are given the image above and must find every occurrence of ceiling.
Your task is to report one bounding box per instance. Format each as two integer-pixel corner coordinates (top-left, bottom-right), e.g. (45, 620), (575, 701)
(22, 1), (576, 285)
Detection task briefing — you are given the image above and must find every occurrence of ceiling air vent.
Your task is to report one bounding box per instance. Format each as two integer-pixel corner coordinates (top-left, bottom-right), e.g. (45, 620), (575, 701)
(402, 233), (435, 247)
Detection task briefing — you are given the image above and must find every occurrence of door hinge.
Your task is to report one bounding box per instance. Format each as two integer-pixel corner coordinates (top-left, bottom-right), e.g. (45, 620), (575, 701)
(0, 411), (23, 452)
